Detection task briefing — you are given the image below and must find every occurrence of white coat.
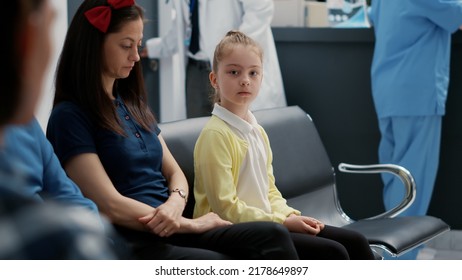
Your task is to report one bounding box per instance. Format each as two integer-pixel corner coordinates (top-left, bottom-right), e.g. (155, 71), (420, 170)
(147, 0), (286, 121)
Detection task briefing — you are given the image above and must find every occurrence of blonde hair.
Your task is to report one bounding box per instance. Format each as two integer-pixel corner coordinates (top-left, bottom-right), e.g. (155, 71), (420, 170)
(210, 30), (263, 104)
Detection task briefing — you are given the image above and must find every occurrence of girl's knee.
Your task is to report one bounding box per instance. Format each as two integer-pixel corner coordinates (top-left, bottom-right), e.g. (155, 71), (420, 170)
(263, 222), (294, 241)
(325, 243), (350, 260)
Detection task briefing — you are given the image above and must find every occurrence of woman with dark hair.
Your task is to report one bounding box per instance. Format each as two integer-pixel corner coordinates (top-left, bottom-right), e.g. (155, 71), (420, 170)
(47, 0), (298, 260)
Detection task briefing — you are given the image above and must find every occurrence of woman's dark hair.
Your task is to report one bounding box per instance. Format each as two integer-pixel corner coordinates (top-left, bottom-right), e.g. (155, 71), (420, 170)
(54, 0), (154, 135)
(1, 0), (44, 126)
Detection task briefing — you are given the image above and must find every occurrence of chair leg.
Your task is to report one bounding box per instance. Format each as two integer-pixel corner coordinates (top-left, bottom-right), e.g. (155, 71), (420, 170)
(371, 248), (384, 260)
(370, 245), (396, 259)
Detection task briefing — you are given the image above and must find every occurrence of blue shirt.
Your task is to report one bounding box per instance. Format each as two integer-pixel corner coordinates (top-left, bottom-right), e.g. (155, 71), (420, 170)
(46, 98), (169, 208)
(4, 118), (98, 215)
(0, 147), (116, 259)
(370, 0), (462, 117)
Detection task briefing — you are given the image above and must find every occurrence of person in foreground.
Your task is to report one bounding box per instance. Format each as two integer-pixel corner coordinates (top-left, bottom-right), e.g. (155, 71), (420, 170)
(0, 0), (116, 259)
(4, 118), (98, 215)
(193, 30), (376, 260)
(47, 0), (299, 260)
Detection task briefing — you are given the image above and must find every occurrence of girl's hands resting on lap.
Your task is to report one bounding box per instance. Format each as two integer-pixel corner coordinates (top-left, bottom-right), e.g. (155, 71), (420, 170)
(283, 214), (325, 235)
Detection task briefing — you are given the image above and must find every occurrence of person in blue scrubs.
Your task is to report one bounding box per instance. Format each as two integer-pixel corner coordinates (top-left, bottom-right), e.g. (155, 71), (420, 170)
(369, 0), (462, 259)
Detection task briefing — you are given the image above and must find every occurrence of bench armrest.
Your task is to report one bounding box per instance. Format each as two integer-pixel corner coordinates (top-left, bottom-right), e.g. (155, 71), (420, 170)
(338, 163), (416, 220)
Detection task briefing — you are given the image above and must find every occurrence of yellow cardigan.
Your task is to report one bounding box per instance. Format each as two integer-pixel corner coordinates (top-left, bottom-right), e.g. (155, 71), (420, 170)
(193, 115), (300, 223)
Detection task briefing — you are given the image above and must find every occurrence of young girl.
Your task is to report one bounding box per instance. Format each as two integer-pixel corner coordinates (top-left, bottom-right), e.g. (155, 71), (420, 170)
(193, 30), (376, 260)
(47, 0), (298, 260)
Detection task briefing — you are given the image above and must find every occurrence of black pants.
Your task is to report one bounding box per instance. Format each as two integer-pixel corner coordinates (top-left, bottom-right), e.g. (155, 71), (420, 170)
(116, 222), (298, 260)
(291, 225), (376, 260)
(185, 58), (213, 118)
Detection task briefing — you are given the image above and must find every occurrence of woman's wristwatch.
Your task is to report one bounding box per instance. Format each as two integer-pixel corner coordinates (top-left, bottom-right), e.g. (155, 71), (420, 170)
(171, 188), (187, 204)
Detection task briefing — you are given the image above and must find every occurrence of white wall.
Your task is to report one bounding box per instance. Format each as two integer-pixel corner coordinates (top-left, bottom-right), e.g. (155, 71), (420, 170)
(36, 0), (68, 131)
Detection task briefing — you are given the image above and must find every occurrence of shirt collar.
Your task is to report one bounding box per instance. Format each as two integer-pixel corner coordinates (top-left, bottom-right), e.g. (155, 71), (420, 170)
(212, 104), (257, 134)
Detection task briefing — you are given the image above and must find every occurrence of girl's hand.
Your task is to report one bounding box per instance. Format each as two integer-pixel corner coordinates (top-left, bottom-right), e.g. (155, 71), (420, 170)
(283, 214), (324, 235)
(307, 216), (325, 230)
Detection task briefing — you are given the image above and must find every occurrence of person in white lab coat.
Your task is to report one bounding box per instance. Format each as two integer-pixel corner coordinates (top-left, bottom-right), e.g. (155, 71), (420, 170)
(144, 0), (286, 119)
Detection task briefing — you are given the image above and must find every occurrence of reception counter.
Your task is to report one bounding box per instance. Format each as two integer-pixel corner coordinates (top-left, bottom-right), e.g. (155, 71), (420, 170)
(273, 28), (462, 229)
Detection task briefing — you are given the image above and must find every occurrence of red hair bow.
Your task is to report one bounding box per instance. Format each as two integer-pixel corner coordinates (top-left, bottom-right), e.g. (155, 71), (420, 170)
(84, 0), (135, 33)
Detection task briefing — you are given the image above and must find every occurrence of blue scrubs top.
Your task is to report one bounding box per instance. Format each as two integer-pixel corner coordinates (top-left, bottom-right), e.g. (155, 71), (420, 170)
(46, 97), (169, 208)
(369, 0), (462, 118)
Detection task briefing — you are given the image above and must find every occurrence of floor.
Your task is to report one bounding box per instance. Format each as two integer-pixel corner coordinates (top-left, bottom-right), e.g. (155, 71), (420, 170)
(416, 230), (462, 260)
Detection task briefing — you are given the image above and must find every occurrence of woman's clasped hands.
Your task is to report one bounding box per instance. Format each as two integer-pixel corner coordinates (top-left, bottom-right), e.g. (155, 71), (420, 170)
(139, 196), (232, 237)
